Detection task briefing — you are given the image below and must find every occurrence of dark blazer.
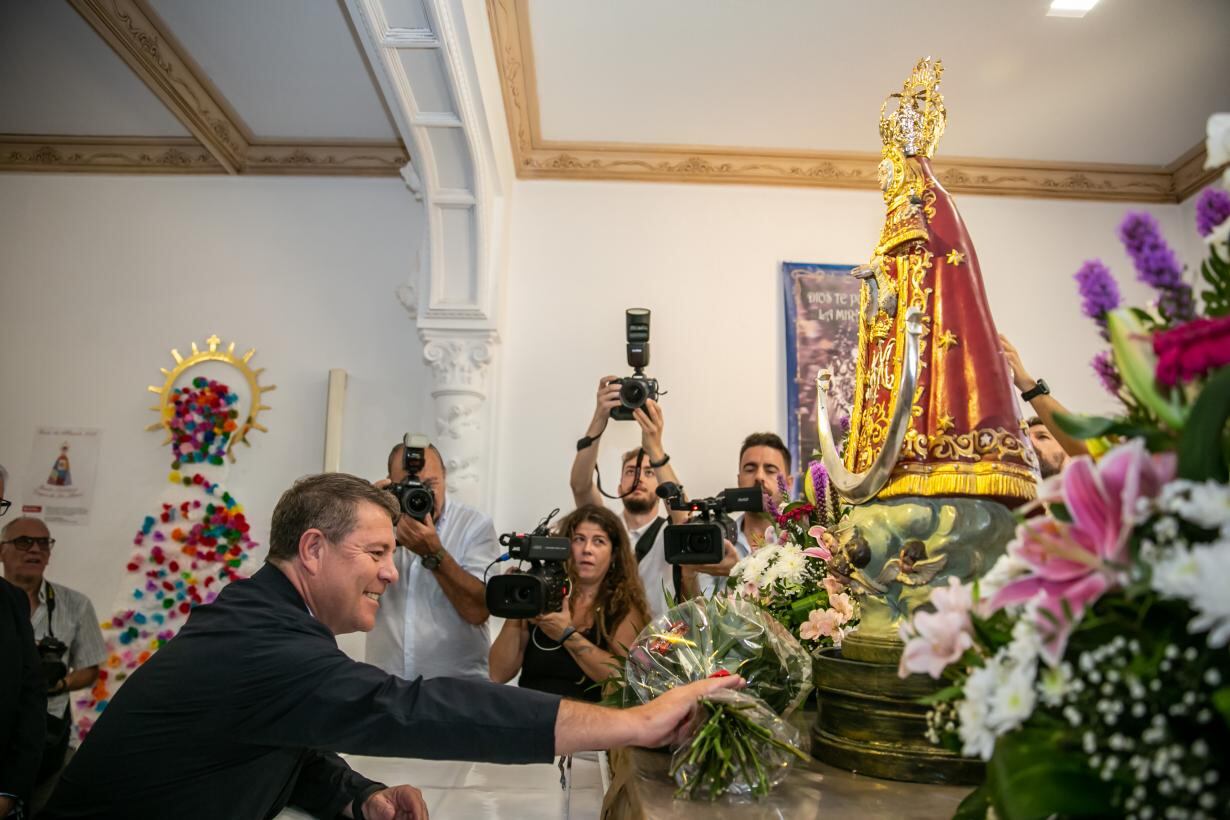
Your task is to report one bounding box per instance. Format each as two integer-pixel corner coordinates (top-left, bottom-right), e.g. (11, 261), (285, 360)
(45, 564), (561, 820)
(0, 577), (46, 809)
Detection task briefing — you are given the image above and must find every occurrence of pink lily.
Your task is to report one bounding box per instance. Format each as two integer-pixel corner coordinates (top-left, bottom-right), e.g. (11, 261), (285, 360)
(991, 439), (1174, 665)
(806, 526), (834, 560)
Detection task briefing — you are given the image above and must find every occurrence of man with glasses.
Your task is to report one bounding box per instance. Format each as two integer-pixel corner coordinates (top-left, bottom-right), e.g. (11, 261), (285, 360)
(1, 464), (48, 818)
(0, 516), (106, 813)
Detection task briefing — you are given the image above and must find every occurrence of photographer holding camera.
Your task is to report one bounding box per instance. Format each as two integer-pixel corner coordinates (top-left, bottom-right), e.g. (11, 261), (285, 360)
(365, 437), (501, 682)
(0, 516), (105, 811)
(570, 380), (693, 621)
(489, 505), (650, 700)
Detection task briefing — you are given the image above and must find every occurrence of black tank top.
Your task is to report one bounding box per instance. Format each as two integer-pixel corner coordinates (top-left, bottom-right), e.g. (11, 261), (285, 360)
(518, 624), (604, 702)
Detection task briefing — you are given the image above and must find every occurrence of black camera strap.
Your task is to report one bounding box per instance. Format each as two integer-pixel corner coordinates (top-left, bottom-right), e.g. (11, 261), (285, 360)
(595, 448), (647, 501)
(44, 579), (58, 639)
(633, 517), (667, 564)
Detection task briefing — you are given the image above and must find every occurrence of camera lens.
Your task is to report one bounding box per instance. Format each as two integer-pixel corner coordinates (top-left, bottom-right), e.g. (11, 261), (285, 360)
(619, 379), (647, 409)
(512, 585), (533, 605)
(402, 487), (434, 520)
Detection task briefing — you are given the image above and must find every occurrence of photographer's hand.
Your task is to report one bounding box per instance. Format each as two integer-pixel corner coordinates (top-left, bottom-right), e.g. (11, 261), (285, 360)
(590, 375), (623, 435)
(396, 514), (442, 558)
(684, 539), (739, 579)
(528, 590), (572, 642)
(633, 399), (666, 463)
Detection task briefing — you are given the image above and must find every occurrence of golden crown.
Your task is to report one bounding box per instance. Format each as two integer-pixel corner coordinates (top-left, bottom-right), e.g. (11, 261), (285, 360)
(878, 57), (946, 158)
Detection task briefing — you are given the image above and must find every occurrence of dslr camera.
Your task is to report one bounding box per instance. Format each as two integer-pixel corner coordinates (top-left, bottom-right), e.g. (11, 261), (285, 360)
(657, 482), (764, 564)
(610, 308), (661, 421)
(38, 635), (69, 692)
(485, 513), (572, 618)
(386, 433), (436, 522)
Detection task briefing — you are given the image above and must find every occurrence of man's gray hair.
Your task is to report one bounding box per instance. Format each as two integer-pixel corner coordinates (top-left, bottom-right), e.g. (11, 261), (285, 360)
(1, 515), (48, 541)
(267, 473), (399, 563)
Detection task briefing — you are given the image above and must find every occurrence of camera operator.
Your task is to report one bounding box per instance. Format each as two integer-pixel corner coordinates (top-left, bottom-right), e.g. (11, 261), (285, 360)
(0, 516), (105, 811)
(489, 505), (650, 701)
(730, 432), (795, 558)
(571, 379), (713, 620)
(1, 465), (47, 820)
(365, 440), (501, 682)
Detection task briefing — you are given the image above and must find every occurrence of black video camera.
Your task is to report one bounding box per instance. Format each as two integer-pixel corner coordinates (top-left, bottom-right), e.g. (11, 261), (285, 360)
(657, 482), (763, 564)
(610, 308), (661, 420)
(387, 433), (436, 522)
(485, 512), (572, 618)
(38, 635), (69, 692)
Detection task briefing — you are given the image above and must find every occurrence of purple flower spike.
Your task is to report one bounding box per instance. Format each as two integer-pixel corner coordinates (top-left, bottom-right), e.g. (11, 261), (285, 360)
(1196, 187), (1230, 238)
(1073, 260), (1120, 338)
(1118, 212), (1195, 323)
(1090, 350), (1121, 397)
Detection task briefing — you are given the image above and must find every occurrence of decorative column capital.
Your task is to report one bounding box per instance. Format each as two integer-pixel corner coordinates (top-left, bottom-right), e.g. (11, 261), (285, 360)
(419, 328), (499, 397)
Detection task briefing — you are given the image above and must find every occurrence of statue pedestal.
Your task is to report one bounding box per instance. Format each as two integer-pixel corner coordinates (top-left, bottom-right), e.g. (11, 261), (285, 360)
(811, 647), (983, 786)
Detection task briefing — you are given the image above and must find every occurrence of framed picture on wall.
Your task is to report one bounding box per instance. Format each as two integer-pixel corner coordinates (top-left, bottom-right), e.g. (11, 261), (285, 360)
(782, 262), (861, 486)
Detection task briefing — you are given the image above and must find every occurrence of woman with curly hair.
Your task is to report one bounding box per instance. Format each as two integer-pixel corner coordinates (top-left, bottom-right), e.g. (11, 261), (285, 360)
(490, 504), (650, 701)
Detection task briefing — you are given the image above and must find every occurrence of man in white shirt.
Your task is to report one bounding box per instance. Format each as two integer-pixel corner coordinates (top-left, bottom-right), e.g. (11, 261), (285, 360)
(570, 378), (733, 621)
(365, 442), (500, 681)
(0, 516), (106, 810)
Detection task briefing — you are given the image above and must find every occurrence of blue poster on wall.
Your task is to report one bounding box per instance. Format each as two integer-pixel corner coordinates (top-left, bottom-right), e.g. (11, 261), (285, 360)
(782, 262), (862, 484)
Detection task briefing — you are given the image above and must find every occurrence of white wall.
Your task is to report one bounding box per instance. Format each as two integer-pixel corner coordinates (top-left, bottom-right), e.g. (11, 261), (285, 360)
(0, 173), (429, 658)
(492, 178), (1191, 531)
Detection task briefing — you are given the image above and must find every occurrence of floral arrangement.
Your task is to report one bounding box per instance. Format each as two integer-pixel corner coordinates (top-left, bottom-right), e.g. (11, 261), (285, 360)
(726, 462), (860, 652)
(621, 595), (814, 799)
(896, 115), (1230, 820)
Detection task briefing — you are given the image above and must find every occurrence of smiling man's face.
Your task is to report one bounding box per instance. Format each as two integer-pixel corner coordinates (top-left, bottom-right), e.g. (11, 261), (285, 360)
(308, 501), (398, 635)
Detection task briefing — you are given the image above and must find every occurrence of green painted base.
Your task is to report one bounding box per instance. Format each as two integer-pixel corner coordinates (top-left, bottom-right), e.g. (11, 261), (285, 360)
(811, 646), (984, 786)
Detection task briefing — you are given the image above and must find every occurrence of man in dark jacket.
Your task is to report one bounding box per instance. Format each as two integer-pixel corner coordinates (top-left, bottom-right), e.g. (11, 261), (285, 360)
(1, 461), (47, 819)
(45, 473), (738, 820)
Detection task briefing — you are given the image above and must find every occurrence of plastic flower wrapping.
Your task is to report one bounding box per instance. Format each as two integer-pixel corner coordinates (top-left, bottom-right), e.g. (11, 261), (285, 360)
(623, 596), (813, 799)
(726, 461), (861, 653)
(894, 115), (1230, 820)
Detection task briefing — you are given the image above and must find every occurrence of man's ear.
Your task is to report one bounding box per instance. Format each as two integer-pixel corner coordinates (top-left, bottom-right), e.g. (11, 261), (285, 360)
(785, 472), (795, 493)
(298, 529), (328, 576)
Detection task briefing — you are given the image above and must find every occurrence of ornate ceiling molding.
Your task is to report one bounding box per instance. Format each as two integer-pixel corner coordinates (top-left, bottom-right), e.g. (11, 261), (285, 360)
(0, 136), (219, 173)
(29, 0), (410, 177)
(0, 135), (407, 176)
(487, 0), (1213, 204)
(67, 0), (248, 172)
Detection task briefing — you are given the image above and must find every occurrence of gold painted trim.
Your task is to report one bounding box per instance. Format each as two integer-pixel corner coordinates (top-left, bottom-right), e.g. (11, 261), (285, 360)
(487, 0), (1210, 203)
(0, 136), (219, 173)
(0, 136), (407, 177)
(67, 0), (248, 173)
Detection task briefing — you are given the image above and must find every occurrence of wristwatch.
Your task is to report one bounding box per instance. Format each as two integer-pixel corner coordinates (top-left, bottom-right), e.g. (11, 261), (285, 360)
(1020, 378), (1050, 401)
(420, 548), (445, 571)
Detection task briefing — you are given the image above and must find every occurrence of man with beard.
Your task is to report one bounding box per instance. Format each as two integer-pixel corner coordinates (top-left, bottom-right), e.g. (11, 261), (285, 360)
(571, 378), (732, 620)
(999, 334), (1089, 478)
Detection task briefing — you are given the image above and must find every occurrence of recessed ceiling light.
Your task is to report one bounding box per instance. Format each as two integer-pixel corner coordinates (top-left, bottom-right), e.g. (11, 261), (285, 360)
(1048, 0), (1099, 17)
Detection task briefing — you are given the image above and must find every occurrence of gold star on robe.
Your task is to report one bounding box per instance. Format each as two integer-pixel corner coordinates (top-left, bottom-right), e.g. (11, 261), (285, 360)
(936, 330), (959, 353)
(936, 414), (955, 433)
(946, 250), (965, 266)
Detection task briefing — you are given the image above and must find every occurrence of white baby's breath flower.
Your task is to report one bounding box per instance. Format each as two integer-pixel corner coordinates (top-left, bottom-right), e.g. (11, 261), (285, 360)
(1038, 662), (1075, 707)
(988, 660), (1038, 732)
(1168, 480), (1230, 534)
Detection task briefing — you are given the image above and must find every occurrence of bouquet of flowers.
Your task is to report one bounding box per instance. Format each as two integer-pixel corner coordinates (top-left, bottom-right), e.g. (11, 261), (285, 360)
(727, 462), (860, 652)
(897, 116), (1230, 820)
(623, 595), (814, 799)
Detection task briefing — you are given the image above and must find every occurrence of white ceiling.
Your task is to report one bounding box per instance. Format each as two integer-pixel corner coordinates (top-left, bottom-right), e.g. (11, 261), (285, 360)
(0, 1), (189, 136)
(529, 0), (1230, 165)
(0, 0), (397, 142)
(147, 0), (397, 140)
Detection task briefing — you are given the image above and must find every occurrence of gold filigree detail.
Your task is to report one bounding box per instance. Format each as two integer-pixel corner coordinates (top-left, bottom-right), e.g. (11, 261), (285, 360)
(902, 425), (1030, 463)
(879, 57), (946, 159)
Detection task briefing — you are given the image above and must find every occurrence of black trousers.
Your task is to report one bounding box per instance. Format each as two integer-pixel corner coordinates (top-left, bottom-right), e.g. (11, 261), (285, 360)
(37, 705), (70, 784)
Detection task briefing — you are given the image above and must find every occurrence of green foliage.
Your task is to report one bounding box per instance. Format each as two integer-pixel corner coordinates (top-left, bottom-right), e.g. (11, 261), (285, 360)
(985, 728), (1116, 820)
(1177, 365), (1230, 482)
(1200, 241), (1230, 317)
(1052, 410), (1176, 452)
